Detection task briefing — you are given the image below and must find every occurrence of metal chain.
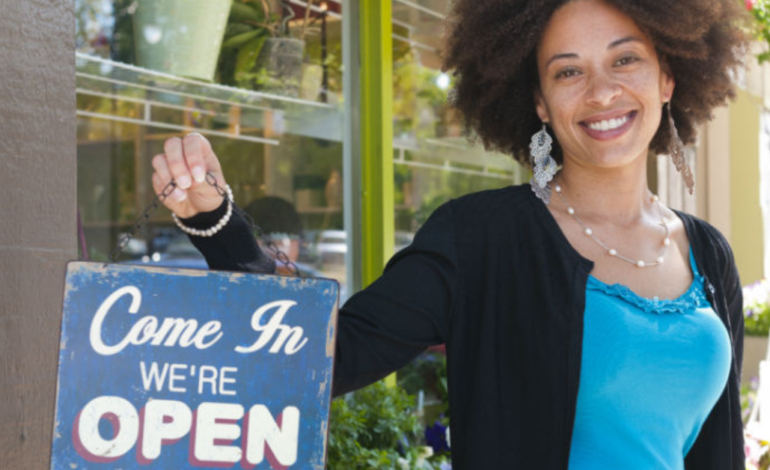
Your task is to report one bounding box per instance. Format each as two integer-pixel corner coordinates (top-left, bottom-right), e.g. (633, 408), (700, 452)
(204, 173), (301, 277)
(109, 172), (301, 277)
(109, 180), (177, 262)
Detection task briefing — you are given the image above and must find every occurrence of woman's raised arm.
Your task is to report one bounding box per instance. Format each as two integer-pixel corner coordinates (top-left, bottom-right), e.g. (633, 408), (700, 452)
(151, 134), (275, 273)
(151, 133), (459, 396)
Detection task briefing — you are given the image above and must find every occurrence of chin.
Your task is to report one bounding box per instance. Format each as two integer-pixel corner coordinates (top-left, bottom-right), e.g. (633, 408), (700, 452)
(578, 148), (646, 168)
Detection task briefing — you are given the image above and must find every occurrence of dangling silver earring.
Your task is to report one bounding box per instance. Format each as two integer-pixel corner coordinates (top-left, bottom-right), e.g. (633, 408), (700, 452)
(666, 102), (695, 195)
(529, 122), (559, 204)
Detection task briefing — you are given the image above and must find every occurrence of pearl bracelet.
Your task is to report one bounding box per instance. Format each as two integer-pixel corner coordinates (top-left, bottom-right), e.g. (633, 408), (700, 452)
(172, 184), (234, 237)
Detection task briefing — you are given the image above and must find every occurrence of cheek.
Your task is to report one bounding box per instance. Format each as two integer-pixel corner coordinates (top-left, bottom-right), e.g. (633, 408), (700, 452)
(627, 70), (666, 102)
(543, 86), (582, 124)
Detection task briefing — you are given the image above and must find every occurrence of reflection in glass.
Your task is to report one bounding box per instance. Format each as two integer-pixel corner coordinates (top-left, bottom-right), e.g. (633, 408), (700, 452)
(75, 0), (349, 299)
(391, 0), (526, 238)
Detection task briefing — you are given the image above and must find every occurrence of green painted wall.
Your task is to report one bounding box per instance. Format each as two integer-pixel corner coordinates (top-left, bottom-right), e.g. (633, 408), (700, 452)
(729, 88), (764, 285)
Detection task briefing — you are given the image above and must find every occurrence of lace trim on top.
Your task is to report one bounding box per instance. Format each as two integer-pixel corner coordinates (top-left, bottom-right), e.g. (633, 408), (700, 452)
(587, 247), (709, 315)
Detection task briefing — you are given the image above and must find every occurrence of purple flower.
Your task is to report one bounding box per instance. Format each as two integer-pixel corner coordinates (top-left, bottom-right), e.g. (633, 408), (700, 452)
(747, 308), (755, 318)
(425, 420), (450, 453)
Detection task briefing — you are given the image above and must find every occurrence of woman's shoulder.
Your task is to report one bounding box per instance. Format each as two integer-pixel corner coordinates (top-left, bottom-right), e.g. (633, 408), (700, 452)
(670, 209), (731, 249)
(670, 208), (736, 277)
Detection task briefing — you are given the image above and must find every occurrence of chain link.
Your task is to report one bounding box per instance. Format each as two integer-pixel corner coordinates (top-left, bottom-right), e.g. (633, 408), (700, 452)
(109, 173), (301, 277)
(205, 173), (301, 277)
(109, 180), (177, 262)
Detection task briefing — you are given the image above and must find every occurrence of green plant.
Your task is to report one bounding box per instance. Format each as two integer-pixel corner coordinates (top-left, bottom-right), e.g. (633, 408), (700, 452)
(327, 382), (444, 470)
(745, 279), (770, 336)
(745, 0), (770, 63)
(217, 0), (321, 90)
(745, 375), (770, 470)
(217, 0), (271, 88)
(398, 352), (448, 406)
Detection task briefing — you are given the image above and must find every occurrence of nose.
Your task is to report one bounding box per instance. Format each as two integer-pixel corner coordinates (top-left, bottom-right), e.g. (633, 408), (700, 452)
(585, 72), (621, 107)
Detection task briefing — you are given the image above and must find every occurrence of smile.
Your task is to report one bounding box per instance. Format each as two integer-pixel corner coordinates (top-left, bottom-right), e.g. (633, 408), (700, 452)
(579, 111), (637, 141)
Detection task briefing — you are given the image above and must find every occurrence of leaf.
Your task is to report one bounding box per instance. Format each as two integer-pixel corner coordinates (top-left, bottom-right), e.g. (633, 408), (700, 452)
(225, 23), (254, 39)
(235, 35), (266, 80)
(229, 1), (265, 24)
(222, 29), (263, 49)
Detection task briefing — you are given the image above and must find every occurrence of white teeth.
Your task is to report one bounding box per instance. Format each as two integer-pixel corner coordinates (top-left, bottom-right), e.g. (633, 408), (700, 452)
(587, 113), (629, 131)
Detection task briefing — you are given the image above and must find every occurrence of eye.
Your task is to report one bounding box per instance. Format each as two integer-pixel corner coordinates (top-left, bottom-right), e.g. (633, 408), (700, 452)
(555, 68), (580, 80)
(615, 55), (640, 67)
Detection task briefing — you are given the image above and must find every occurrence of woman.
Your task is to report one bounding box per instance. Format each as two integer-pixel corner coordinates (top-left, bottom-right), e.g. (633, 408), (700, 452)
(150, 0), (748, 468)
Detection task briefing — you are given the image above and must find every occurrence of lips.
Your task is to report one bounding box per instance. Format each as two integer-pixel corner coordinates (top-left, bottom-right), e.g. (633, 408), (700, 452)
(579, 110), (637, 141)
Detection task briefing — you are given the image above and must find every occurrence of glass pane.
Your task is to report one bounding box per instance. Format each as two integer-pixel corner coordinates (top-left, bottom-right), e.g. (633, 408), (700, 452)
(76, 0), (350, 299)
(391, 0), (527, 239)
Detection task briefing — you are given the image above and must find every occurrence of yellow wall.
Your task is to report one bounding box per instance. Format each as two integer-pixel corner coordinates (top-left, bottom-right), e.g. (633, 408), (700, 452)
(728, 88), (764, 285)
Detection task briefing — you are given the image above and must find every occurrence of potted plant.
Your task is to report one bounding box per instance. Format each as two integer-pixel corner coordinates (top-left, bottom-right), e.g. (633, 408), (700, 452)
(327, 382), (450, 470)
(744, 279), (770, 388)
(132, 0), (233, 81)
(745, 0), (770, 64)
(217, 0), (320, 97)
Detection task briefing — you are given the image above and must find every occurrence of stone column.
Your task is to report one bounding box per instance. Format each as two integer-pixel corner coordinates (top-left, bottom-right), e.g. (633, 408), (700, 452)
(0, 0), (76, 467)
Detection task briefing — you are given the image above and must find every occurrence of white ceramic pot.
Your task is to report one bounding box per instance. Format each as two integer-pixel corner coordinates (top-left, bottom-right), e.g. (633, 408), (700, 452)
(134, 0), (232, 81)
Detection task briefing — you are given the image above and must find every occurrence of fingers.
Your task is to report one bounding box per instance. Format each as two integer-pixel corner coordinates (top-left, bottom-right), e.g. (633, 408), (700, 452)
(152, 133), (225, 217)
(151, 133), (227, 217)
(151, 154), (187, 203)
(164, 137), (192, 190)
(162, 133), (224, 186)
(182, 133), (222, 184)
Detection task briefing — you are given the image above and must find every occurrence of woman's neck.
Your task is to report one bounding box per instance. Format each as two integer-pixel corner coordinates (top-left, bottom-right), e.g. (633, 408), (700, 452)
(552, 159), (656, 228)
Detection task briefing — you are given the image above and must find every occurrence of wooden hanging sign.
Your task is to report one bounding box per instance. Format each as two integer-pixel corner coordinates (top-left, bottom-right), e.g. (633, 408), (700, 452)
(50, 261), (339, 470)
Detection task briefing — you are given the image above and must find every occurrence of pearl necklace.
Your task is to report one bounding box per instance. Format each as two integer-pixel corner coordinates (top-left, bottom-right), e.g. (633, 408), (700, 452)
(552, 179), (670, 268)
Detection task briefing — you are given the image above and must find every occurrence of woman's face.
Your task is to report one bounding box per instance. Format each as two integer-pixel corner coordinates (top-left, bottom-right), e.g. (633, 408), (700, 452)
(534, 0), (674, 169)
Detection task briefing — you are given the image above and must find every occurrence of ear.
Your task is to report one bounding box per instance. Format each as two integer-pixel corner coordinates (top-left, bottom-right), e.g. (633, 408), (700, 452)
(533, 88), (550, 123)
(659, 62), (675, 103)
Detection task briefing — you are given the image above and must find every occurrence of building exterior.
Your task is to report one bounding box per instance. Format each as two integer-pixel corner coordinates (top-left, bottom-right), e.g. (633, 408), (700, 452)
(0, 0), (765, 468)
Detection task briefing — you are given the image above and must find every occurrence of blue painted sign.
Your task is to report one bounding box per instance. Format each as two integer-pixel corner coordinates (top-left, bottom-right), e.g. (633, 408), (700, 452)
(51, 262), (339, 470)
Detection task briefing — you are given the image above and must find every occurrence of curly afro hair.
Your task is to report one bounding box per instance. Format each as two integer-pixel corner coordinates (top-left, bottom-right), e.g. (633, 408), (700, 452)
(442, 0), (749, 167)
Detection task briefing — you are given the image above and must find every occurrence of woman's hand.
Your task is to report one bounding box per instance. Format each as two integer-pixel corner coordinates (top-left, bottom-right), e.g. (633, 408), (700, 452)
(151, 133), (227, 218)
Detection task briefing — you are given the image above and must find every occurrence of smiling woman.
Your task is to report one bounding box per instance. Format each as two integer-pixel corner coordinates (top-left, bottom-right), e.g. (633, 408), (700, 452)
(147, 1), (752, 469)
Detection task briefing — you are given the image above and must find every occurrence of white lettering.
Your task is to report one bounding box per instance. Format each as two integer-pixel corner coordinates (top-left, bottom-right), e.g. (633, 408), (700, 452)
(194, 403), (244, 464)
(75, 396), (139, 460)
(72, 398), (301, 465)
(219, 367), (237, 396)
(235, 300), (308, 355)
(168, 364), (188, 393)
(89, 287), (223, 355)
(198, 366), (218, 395)
(244, 405), (300, 466)
(140, 400), (192, 461)
(139, 361), (169, 392)
(90, 286), (142, 356)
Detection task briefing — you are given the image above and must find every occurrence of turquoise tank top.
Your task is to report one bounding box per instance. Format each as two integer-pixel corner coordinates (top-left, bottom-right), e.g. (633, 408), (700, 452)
(567, 246), (732, 469)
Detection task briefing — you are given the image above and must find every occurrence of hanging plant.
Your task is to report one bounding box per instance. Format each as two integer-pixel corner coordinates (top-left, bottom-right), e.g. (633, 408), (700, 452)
(217, 0), (320, 94)
(745, 0), (770, 63)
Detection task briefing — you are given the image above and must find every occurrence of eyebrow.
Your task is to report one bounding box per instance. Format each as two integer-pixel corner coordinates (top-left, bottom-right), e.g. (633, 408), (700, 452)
(544, 36), (643, 69)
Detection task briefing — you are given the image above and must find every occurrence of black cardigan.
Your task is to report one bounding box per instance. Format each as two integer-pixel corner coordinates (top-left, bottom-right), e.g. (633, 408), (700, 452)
(185, 183), (745, 470)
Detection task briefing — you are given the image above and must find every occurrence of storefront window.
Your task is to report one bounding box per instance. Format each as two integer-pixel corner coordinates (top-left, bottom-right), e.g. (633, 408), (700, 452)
(391, 0), (527, 240)
(75, 0), (350, 297)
